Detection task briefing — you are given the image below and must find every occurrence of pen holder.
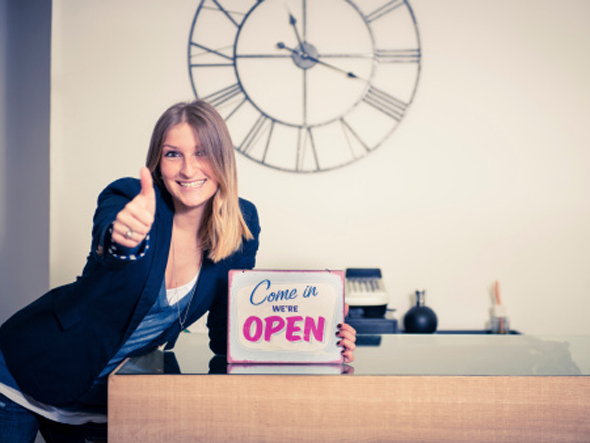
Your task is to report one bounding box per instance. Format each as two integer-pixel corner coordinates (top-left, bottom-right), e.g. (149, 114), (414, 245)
(490, 305), (510, 334)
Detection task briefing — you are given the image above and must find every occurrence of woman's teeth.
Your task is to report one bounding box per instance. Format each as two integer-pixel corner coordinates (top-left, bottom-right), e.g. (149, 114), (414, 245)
(179, 180), (206, 188)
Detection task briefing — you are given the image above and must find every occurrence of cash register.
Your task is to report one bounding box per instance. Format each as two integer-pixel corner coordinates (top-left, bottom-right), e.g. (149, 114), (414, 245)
(344, 268), (398, 334)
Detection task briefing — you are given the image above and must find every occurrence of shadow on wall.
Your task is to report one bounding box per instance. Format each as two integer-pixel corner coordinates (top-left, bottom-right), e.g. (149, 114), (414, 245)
(0, 0), (51, 324)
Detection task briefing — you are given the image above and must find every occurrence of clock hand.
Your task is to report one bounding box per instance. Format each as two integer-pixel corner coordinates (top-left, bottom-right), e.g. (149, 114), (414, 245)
(288, 12), (304, 49)
(277, 42), (301, 56)
(276, 42), (362, 80)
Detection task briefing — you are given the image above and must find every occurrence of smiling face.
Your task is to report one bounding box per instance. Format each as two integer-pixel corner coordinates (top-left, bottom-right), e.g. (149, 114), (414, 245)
(159, 122), (219, 215)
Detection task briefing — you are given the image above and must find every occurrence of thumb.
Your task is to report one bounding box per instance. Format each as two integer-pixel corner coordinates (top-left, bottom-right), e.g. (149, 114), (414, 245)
(139, 167), (156, 210)
(139, 167), (154, 196)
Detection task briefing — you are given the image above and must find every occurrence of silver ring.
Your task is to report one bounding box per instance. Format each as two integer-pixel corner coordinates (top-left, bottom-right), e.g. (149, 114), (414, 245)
(125, 229), (134, 239)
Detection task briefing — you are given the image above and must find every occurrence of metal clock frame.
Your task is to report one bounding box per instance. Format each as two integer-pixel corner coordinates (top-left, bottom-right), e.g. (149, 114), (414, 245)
(188, 0), (421, 173)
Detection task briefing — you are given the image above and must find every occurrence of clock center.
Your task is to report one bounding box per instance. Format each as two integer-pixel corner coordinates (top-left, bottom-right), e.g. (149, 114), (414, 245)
(291, 42), (319, 70)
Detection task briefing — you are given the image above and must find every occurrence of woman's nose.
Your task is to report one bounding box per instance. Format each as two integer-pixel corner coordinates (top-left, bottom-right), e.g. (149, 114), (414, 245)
(181, 156), (199, 176)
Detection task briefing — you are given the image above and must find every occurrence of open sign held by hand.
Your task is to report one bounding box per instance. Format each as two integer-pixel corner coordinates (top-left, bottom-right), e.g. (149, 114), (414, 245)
(228, 270), (347, 364)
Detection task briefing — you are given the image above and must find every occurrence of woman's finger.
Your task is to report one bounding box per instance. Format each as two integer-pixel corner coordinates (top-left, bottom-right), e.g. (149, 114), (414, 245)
(338, 336), (356, 352)
(115, 210), (151, 237)
(341, 348), (355, 363)
(337, 323), (357, 343)
(111, 220), (142, 248)
(338, 331), (357, 347)
(122, 197), (154, 230)
(113, 194), (154, 240)
(338, 322), (357, 337)
(336, 321), (357, 363)
(114, 211), (147, 239)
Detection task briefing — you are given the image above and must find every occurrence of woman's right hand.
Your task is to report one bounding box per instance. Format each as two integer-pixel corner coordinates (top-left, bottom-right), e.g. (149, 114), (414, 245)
(111, 167), (156, 248)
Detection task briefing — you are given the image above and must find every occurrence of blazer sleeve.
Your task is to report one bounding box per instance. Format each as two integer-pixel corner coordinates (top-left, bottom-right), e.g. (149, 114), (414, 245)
(207, 199), (261, 355)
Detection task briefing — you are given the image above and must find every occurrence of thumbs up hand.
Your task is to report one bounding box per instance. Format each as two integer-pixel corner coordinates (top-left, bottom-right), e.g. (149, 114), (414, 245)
(112, 167), (156, 248)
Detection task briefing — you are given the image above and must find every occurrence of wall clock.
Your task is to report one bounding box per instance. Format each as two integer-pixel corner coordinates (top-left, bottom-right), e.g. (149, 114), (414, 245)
(188, 0), (421, 173)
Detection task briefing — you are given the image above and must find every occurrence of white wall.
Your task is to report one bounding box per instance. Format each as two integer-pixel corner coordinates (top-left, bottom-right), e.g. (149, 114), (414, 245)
(50, 0), (590, 335)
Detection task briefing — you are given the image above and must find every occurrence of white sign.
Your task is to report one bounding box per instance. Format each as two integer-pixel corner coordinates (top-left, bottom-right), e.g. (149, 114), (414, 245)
(228, 270), (345, 364)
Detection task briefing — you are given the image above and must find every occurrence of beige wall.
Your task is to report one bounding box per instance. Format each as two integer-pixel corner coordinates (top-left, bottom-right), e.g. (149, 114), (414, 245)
(50, 0), (590, 335)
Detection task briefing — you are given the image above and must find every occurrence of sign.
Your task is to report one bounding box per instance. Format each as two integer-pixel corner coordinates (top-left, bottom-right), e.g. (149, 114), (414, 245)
(228, 270), (344, 364)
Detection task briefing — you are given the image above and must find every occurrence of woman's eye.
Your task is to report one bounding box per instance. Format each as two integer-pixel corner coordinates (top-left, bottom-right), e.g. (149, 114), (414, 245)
(164, 151), (180, 158)
(196, 150), (207, 157)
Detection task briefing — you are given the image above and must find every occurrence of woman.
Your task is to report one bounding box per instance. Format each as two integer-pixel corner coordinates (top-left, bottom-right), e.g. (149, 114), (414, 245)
(0, 100), (356, 442)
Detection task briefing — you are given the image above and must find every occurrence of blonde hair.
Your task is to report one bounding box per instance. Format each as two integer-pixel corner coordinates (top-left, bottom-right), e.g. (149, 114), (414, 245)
(146, 100), (253, 262)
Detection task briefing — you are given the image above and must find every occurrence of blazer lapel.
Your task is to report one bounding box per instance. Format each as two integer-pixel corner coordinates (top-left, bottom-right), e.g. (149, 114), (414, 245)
(123, 187), (174, 342)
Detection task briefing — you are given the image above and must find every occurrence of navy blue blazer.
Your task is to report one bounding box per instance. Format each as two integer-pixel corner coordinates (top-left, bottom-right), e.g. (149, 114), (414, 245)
(0, 178), (260, 406)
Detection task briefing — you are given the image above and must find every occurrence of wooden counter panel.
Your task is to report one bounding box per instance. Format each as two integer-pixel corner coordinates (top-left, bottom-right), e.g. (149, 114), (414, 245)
(108, 374), (590, 442)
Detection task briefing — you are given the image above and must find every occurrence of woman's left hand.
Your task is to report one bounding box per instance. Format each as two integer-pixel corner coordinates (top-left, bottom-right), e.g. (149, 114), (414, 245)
(337, 305), (357, 363)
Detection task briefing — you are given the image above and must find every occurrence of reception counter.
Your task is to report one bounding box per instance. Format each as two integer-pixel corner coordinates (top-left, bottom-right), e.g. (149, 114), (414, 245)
(108, 333), (590, 442)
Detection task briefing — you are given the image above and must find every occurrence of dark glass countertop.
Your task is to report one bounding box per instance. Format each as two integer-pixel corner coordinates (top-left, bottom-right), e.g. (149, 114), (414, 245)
(114, 332), (590, 377)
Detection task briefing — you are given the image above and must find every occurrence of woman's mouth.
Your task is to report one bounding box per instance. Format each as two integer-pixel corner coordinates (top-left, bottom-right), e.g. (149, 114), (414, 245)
(178, 179), (206, 189)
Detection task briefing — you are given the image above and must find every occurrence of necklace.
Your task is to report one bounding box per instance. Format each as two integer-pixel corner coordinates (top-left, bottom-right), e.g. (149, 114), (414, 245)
(171, 240), (198, 331)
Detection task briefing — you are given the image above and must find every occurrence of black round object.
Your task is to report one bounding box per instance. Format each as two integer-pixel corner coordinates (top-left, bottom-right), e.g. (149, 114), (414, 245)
(403, 290), (438, 333)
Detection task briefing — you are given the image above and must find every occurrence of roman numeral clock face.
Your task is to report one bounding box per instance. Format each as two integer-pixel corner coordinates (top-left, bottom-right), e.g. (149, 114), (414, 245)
(189, 0), (421, 173)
